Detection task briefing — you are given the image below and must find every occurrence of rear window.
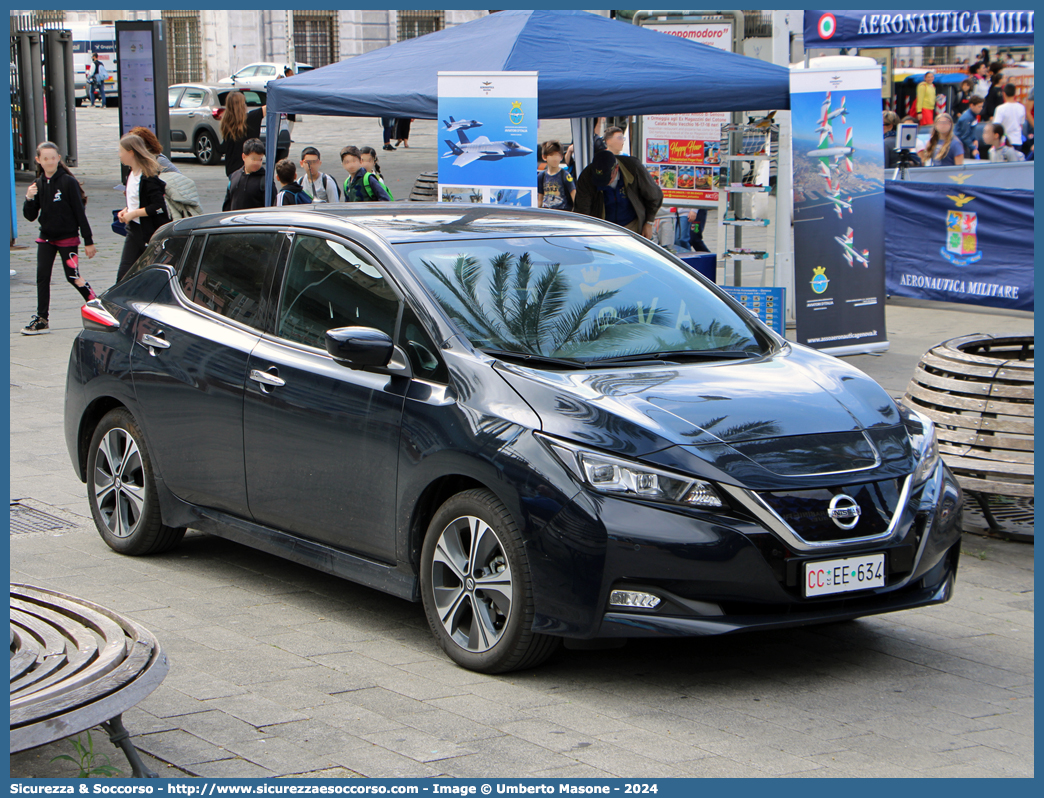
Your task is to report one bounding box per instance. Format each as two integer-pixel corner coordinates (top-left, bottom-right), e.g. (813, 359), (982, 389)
(218, 90), (265, 107)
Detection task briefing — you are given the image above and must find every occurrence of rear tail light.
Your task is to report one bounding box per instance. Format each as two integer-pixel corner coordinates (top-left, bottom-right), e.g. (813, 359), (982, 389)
(81, 299), (120, 332)
(212, 108), (225, 120)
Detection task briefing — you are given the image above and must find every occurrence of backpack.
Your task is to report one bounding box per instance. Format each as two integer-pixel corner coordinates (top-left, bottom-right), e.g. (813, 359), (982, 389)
(278, 187), (312, 206)
(366, 171), (394, 201)
(345, 171), (393, 202)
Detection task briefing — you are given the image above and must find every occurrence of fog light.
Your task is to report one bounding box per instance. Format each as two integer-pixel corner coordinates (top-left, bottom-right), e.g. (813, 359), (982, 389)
(609, 590), (662, 609)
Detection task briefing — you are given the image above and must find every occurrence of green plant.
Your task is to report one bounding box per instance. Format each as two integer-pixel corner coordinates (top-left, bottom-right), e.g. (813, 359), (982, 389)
(51, 730), (123, 778)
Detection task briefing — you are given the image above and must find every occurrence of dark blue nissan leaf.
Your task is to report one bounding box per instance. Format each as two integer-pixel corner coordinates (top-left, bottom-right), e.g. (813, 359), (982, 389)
(65, 206), (963, 672)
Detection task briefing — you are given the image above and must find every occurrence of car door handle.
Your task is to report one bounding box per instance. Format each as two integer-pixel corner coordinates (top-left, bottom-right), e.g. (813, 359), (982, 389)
(140, 333), (170, 356)
(249, 368), (286, 392)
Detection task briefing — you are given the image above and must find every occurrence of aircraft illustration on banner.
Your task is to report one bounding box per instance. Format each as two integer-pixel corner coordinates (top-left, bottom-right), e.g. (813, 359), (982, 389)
(809, 127), (855, 180)
(823, 92), (848, 124)
(443, 128), (533, 167)
(829, 186), (853, 218)
(443, 116), (483, 132)
(814, 92), (847, 144)
(835, 227), (869, 267)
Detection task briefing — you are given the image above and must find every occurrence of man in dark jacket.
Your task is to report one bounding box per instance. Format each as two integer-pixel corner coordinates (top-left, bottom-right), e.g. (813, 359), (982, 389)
(574, 150), (663, 238)
(222, 139), (272, 211)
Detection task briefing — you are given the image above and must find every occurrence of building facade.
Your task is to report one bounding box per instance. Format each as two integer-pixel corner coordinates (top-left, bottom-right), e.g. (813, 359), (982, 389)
(54, 9), (487, 84)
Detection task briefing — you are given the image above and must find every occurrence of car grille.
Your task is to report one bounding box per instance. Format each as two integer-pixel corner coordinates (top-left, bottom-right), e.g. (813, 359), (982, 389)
(760, 479), (904, 542)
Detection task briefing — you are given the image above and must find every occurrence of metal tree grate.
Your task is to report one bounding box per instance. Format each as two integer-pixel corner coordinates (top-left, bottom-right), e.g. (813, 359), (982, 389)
(962, 495), (1034, 543)
(9, 503), (75, 535)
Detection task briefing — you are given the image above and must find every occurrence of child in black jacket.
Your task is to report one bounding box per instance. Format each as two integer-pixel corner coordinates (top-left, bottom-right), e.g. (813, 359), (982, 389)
(21, 142), (97, 335)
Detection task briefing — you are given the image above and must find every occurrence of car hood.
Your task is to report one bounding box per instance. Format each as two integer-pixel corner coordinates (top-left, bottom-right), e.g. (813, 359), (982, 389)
(492, 345), (913, 489)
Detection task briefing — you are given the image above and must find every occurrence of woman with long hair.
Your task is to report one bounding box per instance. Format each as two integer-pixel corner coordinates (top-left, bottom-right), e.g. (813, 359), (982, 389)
(921, 113), (965, 167)
(116, 134), (171, 282)
(220, 91), (250, 177)
(20, 142), (96, 335)
(128, 125), (180, 173)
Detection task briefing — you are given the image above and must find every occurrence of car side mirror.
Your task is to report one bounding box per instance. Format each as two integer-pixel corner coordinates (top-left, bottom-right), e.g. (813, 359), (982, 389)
(325, 327), (411, 377)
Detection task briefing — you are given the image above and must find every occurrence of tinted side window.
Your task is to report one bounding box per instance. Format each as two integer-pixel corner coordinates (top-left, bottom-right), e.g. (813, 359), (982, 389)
(192, 232), (282, 328)
(276, 235), (399, 349)
(122, 234), (189, 281)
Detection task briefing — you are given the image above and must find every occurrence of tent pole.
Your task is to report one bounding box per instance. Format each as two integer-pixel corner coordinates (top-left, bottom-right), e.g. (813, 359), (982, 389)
(264, 102), (277, 206)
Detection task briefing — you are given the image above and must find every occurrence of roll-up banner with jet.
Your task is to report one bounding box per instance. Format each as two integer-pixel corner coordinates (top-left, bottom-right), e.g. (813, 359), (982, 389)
(791, 66), (888, 355)
(437, 72), (538, 207)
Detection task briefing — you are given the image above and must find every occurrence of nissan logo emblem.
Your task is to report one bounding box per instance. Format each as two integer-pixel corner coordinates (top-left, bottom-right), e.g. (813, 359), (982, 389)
(827, 494), (861, 530)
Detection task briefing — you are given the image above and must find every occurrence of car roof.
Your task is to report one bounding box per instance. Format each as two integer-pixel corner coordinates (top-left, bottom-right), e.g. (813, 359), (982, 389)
(239, 61), (313, 69)
(170, 204), (629, 244)
(170, 83), (265, 92)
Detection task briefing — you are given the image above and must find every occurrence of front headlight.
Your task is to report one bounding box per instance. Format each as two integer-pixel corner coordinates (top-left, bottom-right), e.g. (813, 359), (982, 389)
(902, 405), (940, 484)
(539, 436), (724, 509)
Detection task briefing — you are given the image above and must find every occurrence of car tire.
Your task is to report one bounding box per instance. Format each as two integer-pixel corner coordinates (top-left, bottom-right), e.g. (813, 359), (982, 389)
(420, 488), (560, 673)
(86, 408), (186, 556)
(194, 129), (219, 165)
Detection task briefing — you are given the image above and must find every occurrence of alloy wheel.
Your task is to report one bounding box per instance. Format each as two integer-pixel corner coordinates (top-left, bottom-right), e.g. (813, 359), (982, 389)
(430, 515), (513, 653)
(195, 133), (214, 164)
(92, 427), (147, 539)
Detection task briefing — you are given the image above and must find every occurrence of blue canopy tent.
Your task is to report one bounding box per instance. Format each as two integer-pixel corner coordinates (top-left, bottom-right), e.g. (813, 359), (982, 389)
(263, 10), (791, 203)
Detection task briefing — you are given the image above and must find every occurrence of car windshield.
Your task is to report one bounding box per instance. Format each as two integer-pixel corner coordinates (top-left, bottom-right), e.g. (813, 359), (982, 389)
(395, 235), (768, 364)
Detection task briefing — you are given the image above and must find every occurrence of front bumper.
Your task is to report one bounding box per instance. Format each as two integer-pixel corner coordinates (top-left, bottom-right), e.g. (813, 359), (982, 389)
(530, 461), (962, 639)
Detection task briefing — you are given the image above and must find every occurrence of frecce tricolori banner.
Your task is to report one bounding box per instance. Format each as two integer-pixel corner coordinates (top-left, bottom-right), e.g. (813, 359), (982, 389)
(791, 65), (888, 355)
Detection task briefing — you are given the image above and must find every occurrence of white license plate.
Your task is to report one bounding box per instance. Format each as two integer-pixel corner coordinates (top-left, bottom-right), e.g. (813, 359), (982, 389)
(804, 553), (885, 597)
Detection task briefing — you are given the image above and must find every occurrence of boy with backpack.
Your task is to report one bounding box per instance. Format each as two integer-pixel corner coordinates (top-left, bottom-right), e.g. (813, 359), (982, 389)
(340, 146), (392, 202)
(273, 159), (313, 206)
(299, 146), (341, 203)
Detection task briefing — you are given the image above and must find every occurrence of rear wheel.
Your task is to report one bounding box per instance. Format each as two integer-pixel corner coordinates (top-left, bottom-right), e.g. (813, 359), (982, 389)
(86, 408), (185, 556)
(194, 129), (218, 165)
(420, 489), (559, 673)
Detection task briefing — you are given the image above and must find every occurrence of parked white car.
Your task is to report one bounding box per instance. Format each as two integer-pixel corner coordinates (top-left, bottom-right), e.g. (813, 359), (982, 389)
(217, 61), (313, 91)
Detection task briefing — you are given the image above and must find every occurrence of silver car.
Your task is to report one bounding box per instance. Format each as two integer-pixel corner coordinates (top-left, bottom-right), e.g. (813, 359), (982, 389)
(217, 61), (314, 92)
(167, 83), (266, 166)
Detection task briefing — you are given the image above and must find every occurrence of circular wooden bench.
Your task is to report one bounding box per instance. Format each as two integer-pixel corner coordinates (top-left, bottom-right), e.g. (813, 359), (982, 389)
(408, 170), (439, 202)
(10, 584), (169, 777)
(901, 333), (1033, 541)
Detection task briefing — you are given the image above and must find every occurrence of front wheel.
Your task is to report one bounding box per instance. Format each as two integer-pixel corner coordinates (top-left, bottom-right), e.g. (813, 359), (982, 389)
(420, 489), (559, 673)
(194, 130), (218, 165)
(86, 408), (185, 556)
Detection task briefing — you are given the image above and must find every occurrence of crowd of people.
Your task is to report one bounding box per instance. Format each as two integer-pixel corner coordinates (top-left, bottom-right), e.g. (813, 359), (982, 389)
(885, 50), (1033, 169)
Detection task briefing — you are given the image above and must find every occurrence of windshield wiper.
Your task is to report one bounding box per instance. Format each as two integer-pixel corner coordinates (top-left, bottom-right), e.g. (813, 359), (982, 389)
(585, 349), (759, 366)
(480, 349), (585, 369)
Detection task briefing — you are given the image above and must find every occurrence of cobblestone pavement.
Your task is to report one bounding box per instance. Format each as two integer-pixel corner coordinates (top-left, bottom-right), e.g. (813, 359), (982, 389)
(9, 108), (1034, 779)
